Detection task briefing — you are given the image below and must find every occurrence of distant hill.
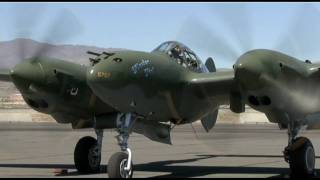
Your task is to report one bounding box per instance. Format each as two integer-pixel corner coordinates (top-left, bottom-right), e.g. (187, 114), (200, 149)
(0, 38), (126, 69)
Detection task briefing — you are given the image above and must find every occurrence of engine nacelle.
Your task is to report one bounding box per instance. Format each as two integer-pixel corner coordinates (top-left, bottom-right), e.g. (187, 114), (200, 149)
(234, 49), (320, 124)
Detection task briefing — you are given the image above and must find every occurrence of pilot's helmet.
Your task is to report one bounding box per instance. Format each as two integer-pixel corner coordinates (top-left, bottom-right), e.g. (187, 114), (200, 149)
(173, 45), (182, 54)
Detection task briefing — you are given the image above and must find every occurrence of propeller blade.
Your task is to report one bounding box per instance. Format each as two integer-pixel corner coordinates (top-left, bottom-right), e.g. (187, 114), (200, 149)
(7, 5), (84, 67)
(31, 9), (84, 59)
(274, 4), (320, 59)
(12, 4), (48, 61)
(209, 3), (253, 54)
(201, 109), (218, 132)
(205, 57), (216, 73)
(176, 17), (239, 64)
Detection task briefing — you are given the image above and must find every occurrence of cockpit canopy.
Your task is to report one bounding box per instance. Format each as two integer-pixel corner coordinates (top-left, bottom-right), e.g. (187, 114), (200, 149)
(152, 41), (206, 73)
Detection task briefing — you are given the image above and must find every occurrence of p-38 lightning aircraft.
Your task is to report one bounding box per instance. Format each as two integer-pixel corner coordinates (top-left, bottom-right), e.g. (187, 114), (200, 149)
(3, 4), (320, 178)
(0, 40), (320, 178)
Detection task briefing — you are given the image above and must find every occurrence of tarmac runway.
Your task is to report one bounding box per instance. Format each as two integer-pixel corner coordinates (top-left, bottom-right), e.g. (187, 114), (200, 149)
(0, 122), (320, 178)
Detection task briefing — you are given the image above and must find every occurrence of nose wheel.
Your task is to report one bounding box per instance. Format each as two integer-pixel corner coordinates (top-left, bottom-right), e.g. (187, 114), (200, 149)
(108, 150), (133, 178)
(108, 113), (135, 178)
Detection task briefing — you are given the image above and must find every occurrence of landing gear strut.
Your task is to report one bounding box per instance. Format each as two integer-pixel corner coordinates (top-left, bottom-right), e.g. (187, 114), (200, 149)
(283, 121), (316, 178)
(108, 113), (135, 178)
(74, 129), (103, 173)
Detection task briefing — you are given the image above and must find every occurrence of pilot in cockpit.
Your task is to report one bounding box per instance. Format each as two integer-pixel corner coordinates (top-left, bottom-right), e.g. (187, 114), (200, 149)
(170, 45), (184, 65)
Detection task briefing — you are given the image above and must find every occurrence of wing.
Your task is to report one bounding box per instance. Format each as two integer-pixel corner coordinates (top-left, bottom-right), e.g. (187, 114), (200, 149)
(0, 69), (11, 81)
(187, 69), (235, 105)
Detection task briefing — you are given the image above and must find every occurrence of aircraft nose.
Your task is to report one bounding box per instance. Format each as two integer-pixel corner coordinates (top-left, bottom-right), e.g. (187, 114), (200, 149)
(87, 57), (126, 93)
(87, 66), (111, 84)
(87, 62), (120, 88)
(87, 57), (133, 109)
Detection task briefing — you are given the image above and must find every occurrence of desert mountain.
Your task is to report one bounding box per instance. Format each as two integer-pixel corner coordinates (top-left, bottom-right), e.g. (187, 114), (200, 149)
(0, 38), (126, 69)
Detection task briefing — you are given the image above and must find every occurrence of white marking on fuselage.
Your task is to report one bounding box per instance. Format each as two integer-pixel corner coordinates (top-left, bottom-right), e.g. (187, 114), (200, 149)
(131, 59), (154, 78)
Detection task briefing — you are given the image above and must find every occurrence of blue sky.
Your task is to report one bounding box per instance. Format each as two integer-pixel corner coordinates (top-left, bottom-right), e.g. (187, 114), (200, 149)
(0, 2), (320, 68)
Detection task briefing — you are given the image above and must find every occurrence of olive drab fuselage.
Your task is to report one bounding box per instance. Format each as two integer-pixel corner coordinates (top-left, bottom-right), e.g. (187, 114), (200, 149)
(87, 50), (221, 124)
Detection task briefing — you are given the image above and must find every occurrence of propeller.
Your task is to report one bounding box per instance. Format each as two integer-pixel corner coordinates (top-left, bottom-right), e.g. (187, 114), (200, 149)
(12, 4), (47, 63)
(0, 5), (84, 113)
(3, 4), (84, 69)
(274, 4), (320, 60)
(176, 4), (254, 67)
(176, 16), (240, 64)
(30, 8), (84, 59)
(208, 3), (253, 54)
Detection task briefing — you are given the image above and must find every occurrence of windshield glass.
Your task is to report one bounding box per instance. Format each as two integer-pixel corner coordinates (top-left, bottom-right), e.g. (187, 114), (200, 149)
(152, 41), (206, 72)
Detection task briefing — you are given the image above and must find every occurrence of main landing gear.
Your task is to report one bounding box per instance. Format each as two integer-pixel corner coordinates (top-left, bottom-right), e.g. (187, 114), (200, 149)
(74, 129), (103, 173)
(283, 121), (316, 178)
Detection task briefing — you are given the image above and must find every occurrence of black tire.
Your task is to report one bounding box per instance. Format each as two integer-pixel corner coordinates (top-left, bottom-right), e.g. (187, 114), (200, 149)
(74, 136), (101, 174)
(108, 152), (133, 178)
(289, 137), (316, 178)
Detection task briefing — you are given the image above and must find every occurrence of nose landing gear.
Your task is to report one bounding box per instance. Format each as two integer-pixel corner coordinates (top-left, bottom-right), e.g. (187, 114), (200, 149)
(108, 113), (135, 178)
(108, 150), (133, 178)
(73, 113), (135, 178)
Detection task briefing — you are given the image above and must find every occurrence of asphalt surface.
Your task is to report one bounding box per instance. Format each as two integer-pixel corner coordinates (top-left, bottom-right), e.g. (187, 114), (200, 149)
(0, 122), (320, 178)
